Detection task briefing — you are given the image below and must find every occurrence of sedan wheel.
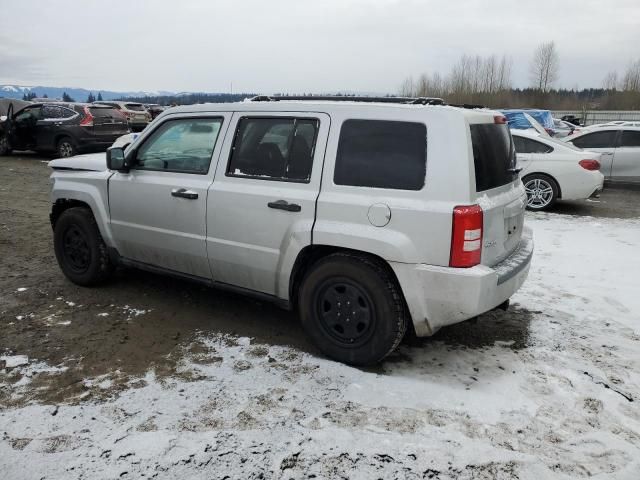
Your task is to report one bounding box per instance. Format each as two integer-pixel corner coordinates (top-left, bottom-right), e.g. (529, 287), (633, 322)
(523, 175), (558, 210)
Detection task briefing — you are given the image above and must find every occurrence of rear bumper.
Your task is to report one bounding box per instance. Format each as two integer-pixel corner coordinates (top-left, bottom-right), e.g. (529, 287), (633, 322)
(391, 226), (533, 336)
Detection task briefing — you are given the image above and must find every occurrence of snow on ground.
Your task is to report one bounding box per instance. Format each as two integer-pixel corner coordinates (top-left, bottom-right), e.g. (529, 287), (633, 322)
(1, 213), (640, 479)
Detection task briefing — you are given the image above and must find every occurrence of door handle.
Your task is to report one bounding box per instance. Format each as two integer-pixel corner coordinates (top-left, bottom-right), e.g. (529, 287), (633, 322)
(171, 188), (198, 200)
(267, 200), (301, 212)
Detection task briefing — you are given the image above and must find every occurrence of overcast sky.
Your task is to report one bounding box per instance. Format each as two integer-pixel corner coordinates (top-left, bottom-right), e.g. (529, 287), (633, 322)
(1, 0), (638, 94)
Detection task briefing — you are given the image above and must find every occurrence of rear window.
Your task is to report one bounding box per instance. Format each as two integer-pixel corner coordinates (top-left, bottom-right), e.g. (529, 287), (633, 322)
(125, 103), (145, 111)
(89, 106), (122, 118)
(470, 123), (518, 192)
(620, 130), (640, 147)
(334, 119), (427, 190)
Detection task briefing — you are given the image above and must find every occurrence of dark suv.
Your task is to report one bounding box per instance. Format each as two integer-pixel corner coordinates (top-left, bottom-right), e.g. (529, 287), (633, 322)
(0, 102), (130, 157)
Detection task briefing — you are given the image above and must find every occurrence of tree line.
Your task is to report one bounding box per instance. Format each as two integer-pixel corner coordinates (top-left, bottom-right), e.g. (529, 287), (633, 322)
(399, 41), (640, 110)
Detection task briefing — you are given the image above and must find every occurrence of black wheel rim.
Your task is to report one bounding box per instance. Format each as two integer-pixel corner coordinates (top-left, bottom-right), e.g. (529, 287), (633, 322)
(62, 225), (91, 273)
(59, 141), (73, 157)
(314, 279), (376, 347)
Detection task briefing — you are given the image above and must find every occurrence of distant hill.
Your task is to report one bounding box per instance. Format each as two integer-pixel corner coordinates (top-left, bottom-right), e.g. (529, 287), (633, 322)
(0, 85), (184, 102)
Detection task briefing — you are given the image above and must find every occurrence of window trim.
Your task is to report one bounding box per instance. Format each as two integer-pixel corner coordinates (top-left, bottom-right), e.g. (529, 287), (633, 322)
(333, 118), (428, 191)
(129, 115), (225, 176)
(225, 115), (320, 184)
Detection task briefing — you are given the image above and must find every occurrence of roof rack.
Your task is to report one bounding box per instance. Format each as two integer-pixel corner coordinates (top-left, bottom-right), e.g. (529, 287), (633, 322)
(249, 95), (446, 105)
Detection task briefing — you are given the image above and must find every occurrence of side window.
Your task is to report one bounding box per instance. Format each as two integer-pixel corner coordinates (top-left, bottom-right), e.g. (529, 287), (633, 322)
(15, 107), (40, 123)
(227, 117), (319, 182)
(620, 130), (640, 148)
(134, 118), (223, 174)
(572, 131), (618, 149)
(513, 136), (553, 154)
(334, 119), (426, 190)
(42, 105), (64, 119)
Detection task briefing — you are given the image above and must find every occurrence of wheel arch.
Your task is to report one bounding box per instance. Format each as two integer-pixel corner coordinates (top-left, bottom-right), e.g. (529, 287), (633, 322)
(288, 244), (410, 317)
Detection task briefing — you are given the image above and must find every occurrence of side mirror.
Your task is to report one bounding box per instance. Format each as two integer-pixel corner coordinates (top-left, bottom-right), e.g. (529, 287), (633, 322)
(106, 147), (129, 172)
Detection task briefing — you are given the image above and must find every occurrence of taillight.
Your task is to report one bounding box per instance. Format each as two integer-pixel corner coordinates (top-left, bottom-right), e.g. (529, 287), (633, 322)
(450, 205), (483, 268)
(579, 159), (600, 171)
(544, 128), (555, 137)
(79, 106), (94, 127)
(494, 115), (507, 124)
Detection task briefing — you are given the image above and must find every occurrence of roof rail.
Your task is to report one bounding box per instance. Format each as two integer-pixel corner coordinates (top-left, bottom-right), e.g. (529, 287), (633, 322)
(249, 95), (446, 105)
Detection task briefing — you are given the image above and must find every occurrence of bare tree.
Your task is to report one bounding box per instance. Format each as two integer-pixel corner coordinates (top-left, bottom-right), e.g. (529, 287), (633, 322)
(530, 41), (559, 92)
(621, 59), (640, 91)
(602, 71), (619, 90)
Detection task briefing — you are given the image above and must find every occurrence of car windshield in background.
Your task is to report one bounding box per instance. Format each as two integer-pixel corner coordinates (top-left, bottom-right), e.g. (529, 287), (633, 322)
(125, 103), (145, 111)
(470, 123), (518, 192)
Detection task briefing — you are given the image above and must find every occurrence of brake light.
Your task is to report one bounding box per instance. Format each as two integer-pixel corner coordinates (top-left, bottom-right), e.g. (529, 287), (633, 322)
(450, 205), (483, 268)
(494, 115), (507, 124)
(579, 159), (600, 171)
(79, 106), (94, 127)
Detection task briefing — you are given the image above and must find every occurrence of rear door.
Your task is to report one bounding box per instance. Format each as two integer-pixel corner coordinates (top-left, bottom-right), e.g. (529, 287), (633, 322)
(109, 114), (229, 278)
(206, 112), (329, 297)
(39, 104), (77, 150)
(89, 105), (129, 137)
(569, 129), (619, 178)
(611, 129), (640, 183)
(470, 121), (526, 266)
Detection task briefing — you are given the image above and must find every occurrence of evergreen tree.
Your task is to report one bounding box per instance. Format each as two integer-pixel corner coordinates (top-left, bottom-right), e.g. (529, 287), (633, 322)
(97, 92), (103, 101)
(86, 92), (96, 103)
(62, 92), (75, 102)
(43, 93), (48, 98)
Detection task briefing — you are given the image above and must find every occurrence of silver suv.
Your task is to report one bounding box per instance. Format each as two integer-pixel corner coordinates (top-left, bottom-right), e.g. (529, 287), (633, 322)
(49, 97), (533, 365)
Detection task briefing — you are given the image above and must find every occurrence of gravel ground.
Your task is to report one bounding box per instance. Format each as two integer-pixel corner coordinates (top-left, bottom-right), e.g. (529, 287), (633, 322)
(1, 153), (640, 479)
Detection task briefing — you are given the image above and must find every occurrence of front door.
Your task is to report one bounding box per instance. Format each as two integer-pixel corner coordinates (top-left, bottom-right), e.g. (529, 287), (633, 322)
(10, 105), (41, 150)
(207, 112), (330, 298)
(611, 130), (640, 183)
(109, 114), (229, 278)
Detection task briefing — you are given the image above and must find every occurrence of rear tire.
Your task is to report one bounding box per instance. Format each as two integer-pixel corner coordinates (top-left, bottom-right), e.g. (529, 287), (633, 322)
(523, 173), (559, 211)
(57, 136), (76, 158)
(298, 253), (407, 366)
(53, 207), (114, 286)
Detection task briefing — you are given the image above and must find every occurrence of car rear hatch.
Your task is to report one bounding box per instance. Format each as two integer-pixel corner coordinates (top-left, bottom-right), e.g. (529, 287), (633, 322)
(124, 103), (149, 123)
(89, 106), (129, 135)
(470, 118), (527, 267)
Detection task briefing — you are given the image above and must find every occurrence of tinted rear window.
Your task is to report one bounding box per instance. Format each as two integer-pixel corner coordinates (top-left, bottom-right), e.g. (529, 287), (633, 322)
(89, 106), (122, 118)
(125, 103), (145, 111)
(470, 123), (518, 192)
(334, 119), (427, 190)
(571, 131), (617, 149)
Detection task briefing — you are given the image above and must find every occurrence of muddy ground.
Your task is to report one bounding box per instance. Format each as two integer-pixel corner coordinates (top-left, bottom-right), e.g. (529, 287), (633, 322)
(1, 153), (640, 408)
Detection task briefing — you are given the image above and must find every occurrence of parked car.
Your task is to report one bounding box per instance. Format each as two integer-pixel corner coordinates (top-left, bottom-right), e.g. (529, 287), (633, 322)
(144, 104), (165, 120)
(553, 118), (581, 138)
(48, 97), (533, 365)
(501, 109), (556, 136)
(512, 129), (603, 210)
(561, 114), (582, 126)
(0, 102), (129, 157)
(564, 127), (640, 183)
(93, 101), (151, 132)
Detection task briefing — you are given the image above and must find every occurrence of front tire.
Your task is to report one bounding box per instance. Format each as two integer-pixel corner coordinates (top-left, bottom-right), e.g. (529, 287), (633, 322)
(53, 207), (114, 286)
(523, 174), (559, 211)
(0, 135), (11, 156)
(57, 136), (76, 158)
(298, 253), (407, 366)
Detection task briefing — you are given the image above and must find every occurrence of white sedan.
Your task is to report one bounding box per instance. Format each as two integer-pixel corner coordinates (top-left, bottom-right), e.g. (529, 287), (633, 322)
(512, 129), (604, 210)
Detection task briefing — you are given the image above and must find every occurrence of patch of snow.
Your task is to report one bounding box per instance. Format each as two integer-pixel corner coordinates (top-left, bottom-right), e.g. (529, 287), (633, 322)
(16, 287), (28, 292)
(0, 355), (29, 368)
(97, 313), (109, 317)
(56, 321), (71, 326)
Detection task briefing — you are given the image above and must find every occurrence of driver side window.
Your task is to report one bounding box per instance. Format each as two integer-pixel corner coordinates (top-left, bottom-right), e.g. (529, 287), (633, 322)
(134, 118), (223, 174)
